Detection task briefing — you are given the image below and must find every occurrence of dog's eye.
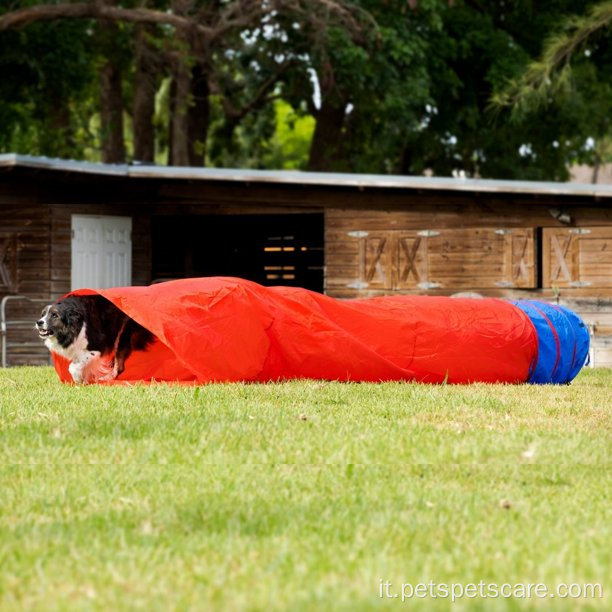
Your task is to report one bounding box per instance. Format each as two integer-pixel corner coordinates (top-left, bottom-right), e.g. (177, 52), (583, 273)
(51, 313), (59, 319)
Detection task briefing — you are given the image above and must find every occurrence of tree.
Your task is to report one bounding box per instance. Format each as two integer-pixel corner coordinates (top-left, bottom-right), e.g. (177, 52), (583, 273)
(0, 12), (98, 159)
(492, 1), (612, 181)
(493, 1), (612, 112)
(0, 0), (367, 166)
(390, 0), (612, 180)
(1, 0), (611, 180)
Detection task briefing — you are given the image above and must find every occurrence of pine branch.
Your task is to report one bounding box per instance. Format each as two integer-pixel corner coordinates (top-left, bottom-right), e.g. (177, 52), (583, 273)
(492, 1), (612, 114)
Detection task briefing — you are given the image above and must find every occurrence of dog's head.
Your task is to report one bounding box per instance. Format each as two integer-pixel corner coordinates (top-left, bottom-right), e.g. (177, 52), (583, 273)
(36, 299), (83, 345)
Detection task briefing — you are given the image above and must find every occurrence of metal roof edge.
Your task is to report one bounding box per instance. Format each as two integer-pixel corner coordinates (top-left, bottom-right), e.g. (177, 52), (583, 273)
(2, 153), (612, 198)
(0, 153), (129, 176)
(128, 165), (612, 197)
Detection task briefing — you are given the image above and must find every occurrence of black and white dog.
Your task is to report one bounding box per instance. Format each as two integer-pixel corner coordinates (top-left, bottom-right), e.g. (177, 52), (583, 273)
(36, 295), (154, 384)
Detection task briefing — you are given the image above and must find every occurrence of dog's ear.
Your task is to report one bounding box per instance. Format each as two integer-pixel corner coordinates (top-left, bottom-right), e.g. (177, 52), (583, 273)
(62, 302), (83, 328)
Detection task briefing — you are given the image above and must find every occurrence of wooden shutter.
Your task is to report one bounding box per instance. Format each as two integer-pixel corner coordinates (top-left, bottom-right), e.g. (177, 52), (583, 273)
(330, 230), (394, 291)
(359, 232), (393, 289)
(427, 228), (536, 289)
(543, 227), (612, 288)
(395, 231), (437, 289)
(501, 228), (536, 288)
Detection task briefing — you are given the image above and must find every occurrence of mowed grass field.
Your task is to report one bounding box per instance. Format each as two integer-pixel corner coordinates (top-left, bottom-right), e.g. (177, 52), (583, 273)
(0, 366), (610, 610)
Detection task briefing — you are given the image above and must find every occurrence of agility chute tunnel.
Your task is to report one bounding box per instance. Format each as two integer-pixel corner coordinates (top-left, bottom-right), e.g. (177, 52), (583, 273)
(52, 277), (589, 385)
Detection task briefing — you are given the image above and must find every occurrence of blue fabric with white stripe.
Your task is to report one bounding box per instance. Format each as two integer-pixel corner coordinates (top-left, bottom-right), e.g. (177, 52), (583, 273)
(512, 301), (590, 384)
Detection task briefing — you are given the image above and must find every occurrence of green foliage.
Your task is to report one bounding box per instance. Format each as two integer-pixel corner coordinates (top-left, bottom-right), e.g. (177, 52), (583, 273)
(491, 1), (612, 171)
(398, 0), (611, 180)
(494, 1), (612, 113)
(0, 18), (98, 158)
(263, 100), (315, 170)
(0, 1), (611, 178)
(335, 1), (438, 173)
(208, 100), (314, 171)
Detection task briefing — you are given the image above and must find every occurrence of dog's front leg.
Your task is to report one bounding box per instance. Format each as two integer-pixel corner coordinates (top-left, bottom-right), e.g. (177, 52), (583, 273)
(69, 351), (102, 384)
(68, 359), (86, 384)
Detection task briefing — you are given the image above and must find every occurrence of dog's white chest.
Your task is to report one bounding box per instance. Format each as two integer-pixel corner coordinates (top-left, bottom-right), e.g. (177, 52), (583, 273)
(46, 323), (89, 362)
(46, 323), (111, 384)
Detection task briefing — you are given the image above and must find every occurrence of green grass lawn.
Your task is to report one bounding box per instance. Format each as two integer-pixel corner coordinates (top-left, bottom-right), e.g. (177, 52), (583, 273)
(0, 367), (610, 610)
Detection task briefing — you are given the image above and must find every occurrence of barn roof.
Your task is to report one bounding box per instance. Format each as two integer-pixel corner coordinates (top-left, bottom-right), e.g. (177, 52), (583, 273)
(2, 152), (612, 199)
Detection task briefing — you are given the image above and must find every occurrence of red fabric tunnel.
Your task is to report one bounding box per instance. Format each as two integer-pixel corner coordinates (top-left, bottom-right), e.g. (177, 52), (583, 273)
(53, 277), (538, 385)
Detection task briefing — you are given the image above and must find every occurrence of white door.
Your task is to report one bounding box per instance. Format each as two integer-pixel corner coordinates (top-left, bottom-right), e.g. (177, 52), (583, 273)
(71, 215), (132, 290)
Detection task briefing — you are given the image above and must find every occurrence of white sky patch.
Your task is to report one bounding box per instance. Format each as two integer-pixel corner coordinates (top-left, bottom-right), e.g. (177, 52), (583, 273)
(518, 143), (533, 158)
(584, 137), (595, 150)
(262, 23), (288, 43)
(308, 67), (321, 110)
(346, 103), (354, 115)
(241, 28), (260, 46)
(418, 104), (438, 129)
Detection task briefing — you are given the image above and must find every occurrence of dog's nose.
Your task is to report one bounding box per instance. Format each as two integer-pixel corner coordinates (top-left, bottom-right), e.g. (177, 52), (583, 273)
(37, 319), (44, 327)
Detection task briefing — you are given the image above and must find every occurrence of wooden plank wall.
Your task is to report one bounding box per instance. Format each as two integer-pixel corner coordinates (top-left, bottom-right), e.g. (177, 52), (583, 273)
(325, 206), (612, 299)
(0, 202), (52, 365)
(0, 203), (51, 300)
(560, 298), (612, 368)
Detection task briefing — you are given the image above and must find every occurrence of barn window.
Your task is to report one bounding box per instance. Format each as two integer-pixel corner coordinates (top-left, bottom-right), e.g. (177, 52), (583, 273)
(152, 213), (324, 292)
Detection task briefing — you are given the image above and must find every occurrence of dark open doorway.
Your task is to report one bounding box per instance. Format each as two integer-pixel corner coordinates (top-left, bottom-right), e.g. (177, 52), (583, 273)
(152, 213), (324, 292)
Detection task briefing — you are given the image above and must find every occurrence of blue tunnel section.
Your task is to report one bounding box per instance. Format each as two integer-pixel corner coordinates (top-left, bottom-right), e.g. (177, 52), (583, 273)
(512, 301), (590, 384)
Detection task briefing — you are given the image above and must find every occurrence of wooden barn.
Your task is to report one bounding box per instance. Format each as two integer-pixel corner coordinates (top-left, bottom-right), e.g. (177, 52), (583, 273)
(1, 153), (611, 367)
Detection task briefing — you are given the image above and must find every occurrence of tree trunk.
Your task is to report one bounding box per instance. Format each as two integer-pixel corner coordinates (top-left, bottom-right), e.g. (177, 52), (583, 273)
(99, 54), (126, 164)
(133, 24), (158, 163)
(43, 98), (74, 157)
(97, 1), (125, 164)
(187, 62), (210, 167)
(592, 162), (600, 184)
(167, 77), (175, 166)
(167, 0), (193, 166)
(307, 99), (346, 171)
(169, 54), (191, 166)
